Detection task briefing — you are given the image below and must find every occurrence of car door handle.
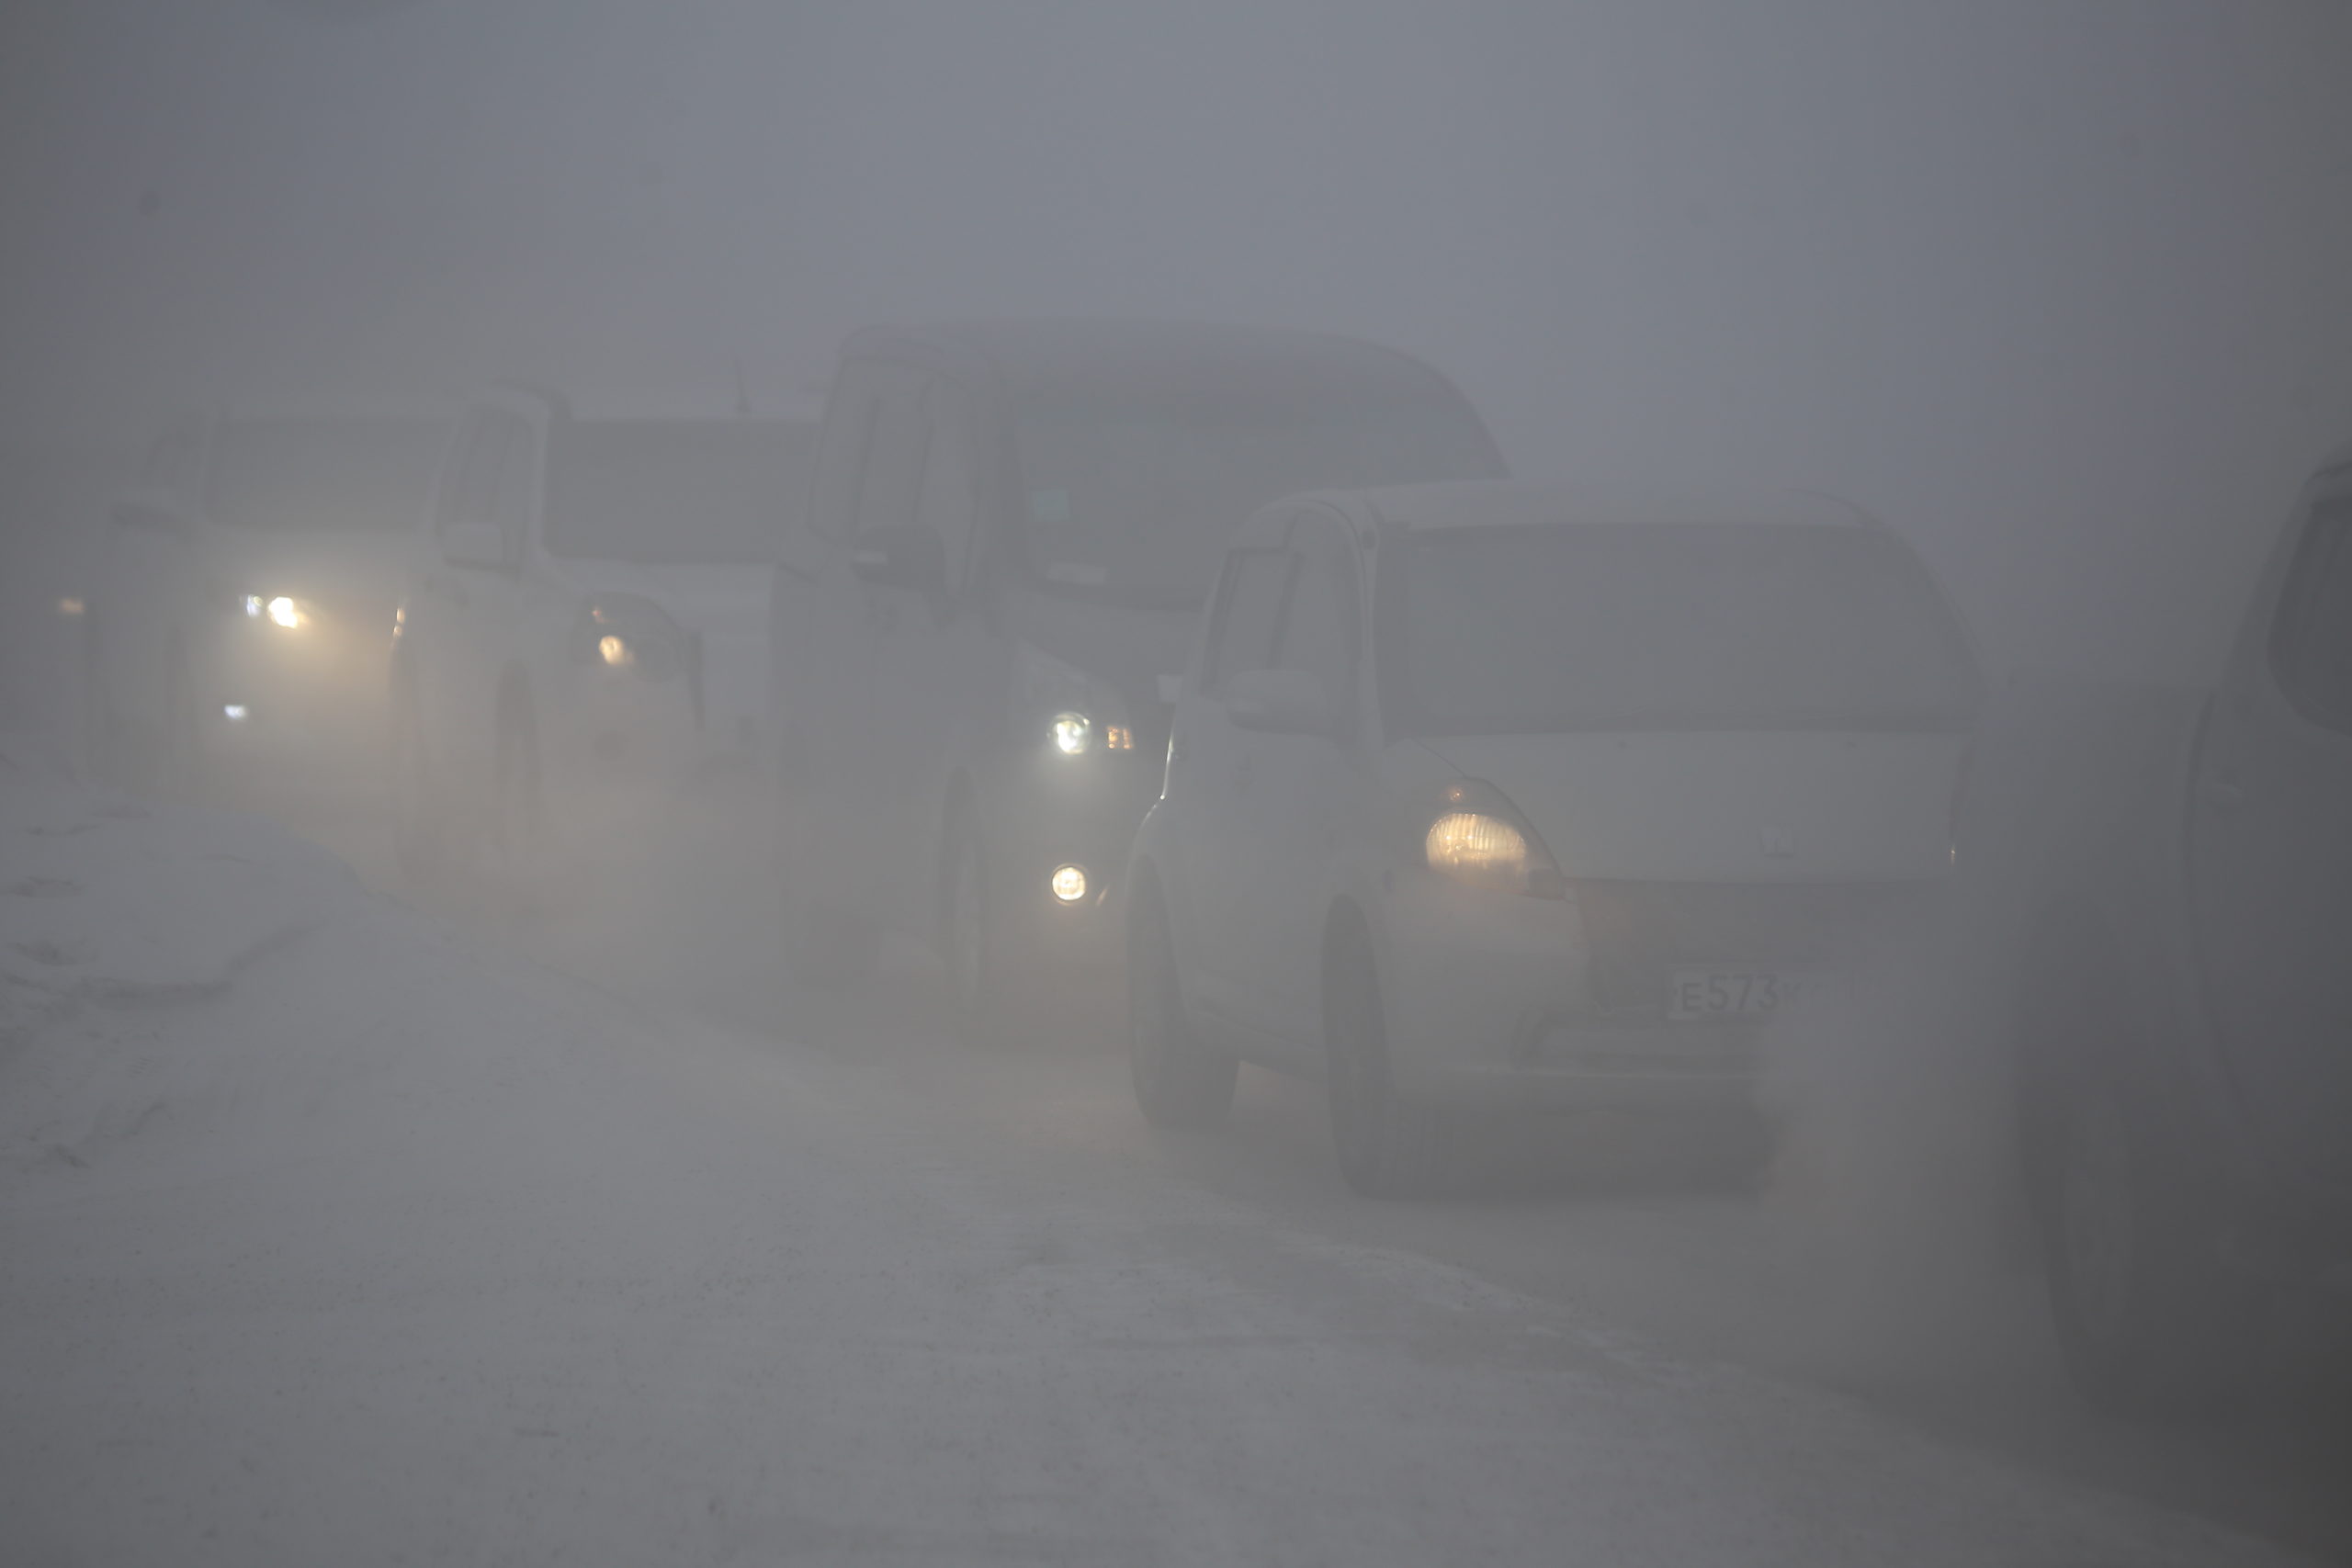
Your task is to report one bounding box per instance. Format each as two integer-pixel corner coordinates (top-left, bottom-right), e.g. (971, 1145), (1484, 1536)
(2199, 777), (2247, 810)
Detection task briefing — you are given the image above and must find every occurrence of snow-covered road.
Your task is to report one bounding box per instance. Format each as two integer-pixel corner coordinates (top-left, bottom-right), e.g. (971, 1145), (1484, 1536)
(5, 763), (2347, 1566)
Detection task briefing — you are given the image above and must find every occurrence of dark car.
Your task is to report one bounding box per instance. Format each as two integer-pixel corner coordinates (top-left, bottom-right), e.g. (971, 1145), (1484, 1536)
(768, 319), (1506, 1037)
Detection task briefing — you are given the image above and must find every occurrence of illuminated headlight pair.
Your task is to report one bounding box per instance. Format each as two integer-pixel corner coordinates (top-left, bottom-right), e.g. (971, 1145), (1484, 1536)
(242, 593), (305, 630)
(576, 595), (683, 679)
(1048, 712), (1135, 756)
(1424, 782), (1565, 898)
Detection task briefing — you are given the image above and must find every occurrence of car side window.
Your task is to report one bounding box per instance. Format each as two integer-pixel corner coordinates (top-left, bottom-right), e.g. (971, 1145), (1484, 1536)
(1206, 547), (1293, 695)
(809, 360), (889, 543)
(854, 377), (929, 538)
(918, 379), (980, 588)
(488, 412), (536, 546)
(1273, 512), (1360, 713)
(141, 423), (206, 505)
(439, 411), (509, 536)
(2273, 496), (2352, 733)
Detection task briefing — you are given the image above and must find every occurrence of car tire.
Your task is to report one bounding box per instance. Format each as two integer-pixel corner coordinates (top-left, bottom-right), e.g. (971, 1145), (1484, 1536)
(2034, 1076), (2259, 1419)
(1126, 879), (1237, 1127)
(778, 807), (876, 994)
(389, 684), (447, 888)
(2018, 942), (2261, 1419)
(942, 814), (1027, 1047)
(1324, 923), (1455, 1199)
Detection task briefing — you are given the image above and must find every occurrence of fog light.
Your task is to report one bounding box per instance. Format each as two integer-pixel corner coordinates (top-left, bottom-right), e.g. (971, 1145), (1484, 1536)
(598, 634), (633, 669)
(1049, 863), (1088, 903)
(222, 704), (249, 722)
(266, 595), (300, 629)
(1051, 712), (1092, 755)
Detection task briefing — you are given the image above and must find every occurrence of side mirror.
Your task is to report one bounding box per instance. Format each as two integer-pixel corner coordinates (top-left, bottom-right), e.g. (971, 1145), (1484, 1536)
(1224, 667), (1334, 737)
(110, 491), (189, 536)
(851, 525), (946, 592)
(440, 519), (511, 570)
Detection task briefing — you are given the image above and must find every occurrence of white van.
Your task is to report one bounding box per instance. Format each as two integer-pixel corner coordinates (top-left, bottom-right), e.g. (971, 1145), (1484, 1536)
(390, 387), (815, 879)
(89, 411), (450, 795)
(1127, 482), (1984, 1195)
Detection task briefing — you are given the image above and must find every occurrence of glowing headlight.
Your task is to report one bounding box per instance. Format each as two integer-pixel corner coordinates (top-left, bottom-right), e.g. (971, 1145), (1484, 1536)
(1049, 863), (1089, 903)
(1424, 786), (1565, 897)
(243, 593), (303, 629)
(597, 634), (634, 670)
(1051, 712), (1093, 755)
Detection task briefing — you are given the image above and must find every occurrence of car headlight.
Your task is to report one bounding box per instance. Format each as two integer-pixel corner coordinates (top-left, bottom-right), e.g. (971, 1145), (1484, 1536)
(243, 593), (306, 630)
(1423, 782), (1565, 897)
(576, 595), (684, 680)
(1016, 644), (1136, 759)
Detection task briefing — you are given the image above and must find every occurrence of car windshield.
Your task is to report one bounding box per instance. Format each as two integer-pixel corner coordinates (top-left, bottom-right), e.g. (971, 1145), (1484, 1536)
(543, 419), (808, 564)
(1379, 523), (1983, 735)
(1013, 389), (1499, 609)
(202, 418), (448, 535)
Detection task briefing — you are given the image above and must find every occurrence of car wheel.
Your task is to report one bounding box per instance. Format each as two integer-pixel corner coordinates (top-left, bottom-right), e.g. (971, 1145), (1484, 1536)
(1324, 926), (1454, 1199)
(942, 816), (1028, 1046)
(389, 687), (446, 887)
(778, 807), (875, 994)
(1126, 880), (1236, 1127)
(2038, 1077), (2258, 1418)
(490, 713), (546, 870)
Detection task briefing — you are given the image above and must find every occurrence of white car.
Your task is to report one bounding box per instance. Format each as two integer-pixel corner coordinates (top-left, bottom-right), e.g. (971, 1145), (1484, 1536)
(390, 387), (815, 879)
(1125, 482), (1984, 1195)
(88, 411), (450, 795)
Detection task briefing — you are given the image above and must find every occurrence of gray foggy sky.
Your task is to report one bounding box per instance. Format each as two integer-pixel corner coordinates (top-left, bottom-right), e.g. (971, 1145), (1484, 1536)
(6, 0), (2352, 674)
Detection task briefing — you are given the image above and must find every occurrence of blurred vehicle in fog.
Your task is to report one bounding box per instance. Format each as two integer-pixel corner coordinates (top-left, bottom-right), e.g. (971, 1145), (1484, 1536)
(768, 320), (1506, 1036)
(1127, 483), (1983, 1196)
(85, 411), (452, 795)
(390, 387), (813, 881)
(1963, 446), (2352, 1417)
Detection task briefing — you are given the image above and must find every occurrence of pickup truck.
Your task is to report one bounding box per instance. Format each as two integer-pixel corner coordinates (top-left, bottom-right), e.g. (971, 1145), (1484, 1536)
(1963, 446), (2352, 1416)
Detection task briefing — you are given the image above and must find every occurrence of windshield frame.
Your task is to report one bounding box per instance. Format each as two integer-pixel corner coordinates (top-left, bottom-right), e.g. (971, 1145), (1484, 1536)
(1373, 520), (1984, 739)
(1006, 387), (1504, 612)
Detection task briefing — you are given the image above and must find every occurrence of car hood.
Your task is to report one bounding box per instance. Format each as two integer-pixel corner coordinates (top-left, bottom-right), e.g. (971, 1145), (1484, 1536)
(1000, 583), (1201, 718)
(549, 558), (770, 637)
(1414, 729), (1968, 883)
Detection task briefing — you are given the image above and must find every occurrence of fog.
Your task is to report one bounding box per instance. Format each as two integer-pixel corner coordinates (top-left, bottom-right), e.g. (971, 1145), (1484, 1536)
(4, 5), (2350, 1565)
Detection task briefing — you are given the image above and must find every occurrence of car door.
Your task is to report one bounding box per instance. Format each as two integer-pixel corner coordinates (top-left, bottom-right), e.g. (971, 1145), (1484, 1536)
(864, 373), (996, 915)
(1169, 532), (1295, 1027)
(411, 404), (532, 800)
(2188, 487), (2352, 1194)
(838, 363), (934, 918)
(1225, 507), (1370, 1045)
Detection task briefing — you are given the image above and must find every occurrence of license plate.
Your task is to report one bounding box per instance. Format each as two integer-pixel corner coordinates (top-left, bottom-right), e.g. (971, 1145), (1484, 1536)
(1668, 968), (1830, 1021)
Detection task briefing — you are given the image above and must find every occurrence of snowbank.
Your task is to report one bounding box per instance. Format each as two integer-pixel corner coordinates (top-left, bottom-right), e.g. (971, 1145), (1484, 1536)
(0, 732), (356, 1164)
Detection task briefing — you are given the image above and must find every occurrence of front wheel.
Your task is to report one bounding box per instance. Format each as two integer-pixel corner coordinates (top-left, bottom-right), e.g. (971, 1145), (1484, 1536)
(1325, 930), (1458, 1198)
(1126, 882), (1236, 1127)
(2037, 1077), (2259, 1418)
(389, 687), (447, 888)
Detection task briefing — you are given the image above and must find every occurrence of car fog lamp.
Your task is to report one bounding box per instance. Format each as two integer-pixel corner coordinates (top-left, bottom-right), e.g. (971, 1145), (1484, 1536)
(222, 704), (250, 722)
(1051, 712), (1093, 755)
(1049, 863), (1089, 903)
(266, 595), (301, 629)
(598, 634), (633, 670)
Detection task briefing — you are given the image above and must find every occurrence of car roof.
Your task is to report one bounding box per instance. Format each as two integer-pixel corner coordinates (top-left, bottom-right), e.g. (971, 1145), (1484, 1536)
(1296, 480), (1882, 534)
(837, 318), (1469, 402)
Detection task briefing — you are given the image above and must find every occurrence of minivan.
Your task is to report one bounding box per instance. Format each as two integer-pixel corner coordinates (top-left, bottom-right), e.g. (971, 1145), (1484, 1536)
(768, 320), (1506, 1035)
